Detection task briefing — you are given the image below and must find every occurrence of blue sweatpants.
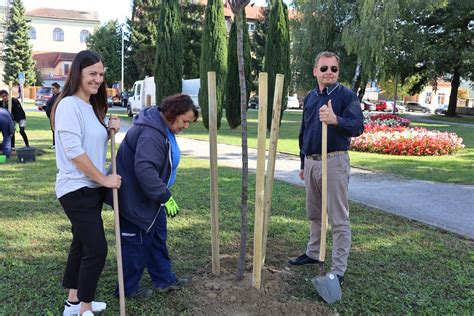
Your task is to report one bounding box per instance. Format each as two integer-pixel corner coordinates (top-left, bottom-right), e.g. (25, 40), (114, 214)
(118, 208), (177, 295)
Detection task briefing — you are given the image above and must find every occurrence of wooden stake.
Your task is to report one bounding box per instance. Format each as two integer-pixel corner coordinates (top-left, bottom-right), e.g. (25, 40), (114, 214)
(109, 115), (126, 316)
(252, 72), (268, 289)
(319, 122), (328, 263)
(8, 82), (12, 113)
(208, 71), (220, 276)
(261, 74), (285, 265)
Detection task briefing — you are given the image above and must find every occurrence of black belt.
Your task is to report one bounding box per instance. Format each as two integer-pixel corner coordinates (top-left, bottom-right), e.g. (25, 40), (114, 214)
(306, 151), (347, 161)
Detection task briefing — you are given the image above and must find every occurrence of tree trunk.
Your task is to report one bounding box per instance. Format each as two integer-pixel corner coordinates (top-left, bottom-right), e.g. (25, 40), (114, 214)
(235, 9), (249, 281)
(357, 80), (367, 101)
(351, 62), (361, 94)
(447, 66), (460, 117)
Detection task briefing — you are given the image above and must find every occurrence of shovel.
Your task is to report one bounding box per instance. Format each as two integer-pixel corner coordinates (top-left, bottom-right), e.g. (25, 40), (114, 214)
(110, 115), (126, 315)
(311, 121), (342, 304)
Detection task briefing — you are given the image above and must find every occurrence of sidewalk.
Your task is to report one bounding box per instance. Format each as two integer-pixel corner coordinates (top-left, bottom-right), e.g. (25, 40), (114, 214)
(116, 125), (474, 240)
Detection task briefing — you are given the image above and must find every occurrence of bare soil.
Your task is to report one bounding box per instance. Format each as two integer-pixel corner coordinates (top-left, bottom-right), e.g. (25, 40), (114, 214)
(187, 255), (333, 316)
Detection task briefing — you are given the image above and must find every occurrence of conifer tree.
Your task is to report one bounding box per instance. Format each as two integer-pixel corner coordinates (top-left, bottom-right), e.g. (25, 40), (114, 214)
(154, 0), (183, 104)
(225, 14), (251, 129)
(199, 0), (227, 130)
(4, 0), (36, 85)
(264, 0), (290, 130)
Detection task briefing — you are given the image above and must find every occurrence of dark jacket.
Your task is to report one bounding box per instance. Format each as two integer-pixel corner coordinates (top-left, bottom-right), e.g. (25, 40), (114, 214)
(107, 107), (172, 232)
(45, 93), (59, 118)
(299, 83), (364, 169)
(0, 98), (26, 122)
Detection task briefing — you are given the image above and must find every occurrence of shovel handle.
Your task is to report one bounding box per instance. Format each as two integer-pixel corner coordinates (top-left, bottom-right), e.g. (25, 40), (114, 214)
(319, 122), (328, 263)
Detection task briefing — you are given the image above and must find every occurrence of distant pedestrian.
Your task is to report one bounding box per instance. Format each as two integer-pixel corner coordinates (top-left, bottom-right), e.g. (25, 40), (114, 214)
(108, 94), (198, 299)
(50, 50), (122, 316)
(0, 107), (14, 158)
(45, 82), (61, 148)
(0, 90), (29, 148)
(289, 51), (364, 286)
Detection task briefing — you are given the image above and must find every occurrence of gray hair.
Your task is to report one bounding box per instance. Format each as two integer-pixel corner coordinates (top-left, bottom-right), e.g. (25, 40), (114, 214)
(314, 51), (340, 67)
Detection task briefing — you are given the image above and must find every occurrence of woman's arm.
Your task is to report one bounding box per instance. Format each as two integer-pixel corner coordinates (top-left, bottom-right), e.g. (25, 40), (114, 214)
(72, 153), (121, 188)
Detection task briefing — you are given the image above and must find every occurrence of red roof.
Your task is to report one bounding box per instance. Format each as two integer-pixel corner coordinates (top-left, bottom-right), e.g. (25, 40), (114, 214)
(223, 1), (264, 21)
(33, 52), (76, 68)
(26, 8), (99, 22)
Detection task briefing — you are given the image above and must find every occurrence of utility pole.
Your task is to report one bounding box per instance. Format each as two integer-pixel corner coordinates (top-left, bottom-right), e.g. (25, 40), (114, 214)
(121, 25), (124, 92)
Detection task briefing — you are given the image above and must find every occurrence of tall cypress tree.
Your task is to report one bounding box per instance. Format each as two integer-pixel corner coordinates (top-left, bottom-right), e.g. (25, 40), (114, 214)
(154, 0), (183, 105)
(264, 0), (290, 130)
(225, 14), (251, 129)
(4, 0), (36, 86)
(199, 0), (227, 130)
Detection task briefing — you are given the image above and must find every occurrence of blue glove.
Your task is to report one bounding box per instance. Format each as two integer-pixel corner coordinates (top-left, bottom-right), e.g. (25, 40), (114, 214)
(164, 196), (179, 217)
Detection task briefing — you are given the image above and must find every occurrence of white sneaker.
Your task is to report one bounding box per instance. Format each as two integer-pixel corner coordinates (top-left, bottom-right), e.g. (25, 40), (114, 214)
(63, 300), (106, 316)
(81, 311), (94, 316)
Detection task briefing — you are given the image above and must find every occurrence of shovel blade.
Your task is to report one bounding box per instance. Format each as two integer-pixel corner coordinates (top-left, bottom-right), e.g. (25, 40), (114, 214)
(311, 272), (342, 304)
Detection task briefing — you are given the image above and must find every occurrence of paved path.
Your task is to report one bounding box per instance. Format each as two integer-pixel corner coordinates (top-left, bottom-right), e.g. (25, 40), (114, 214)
(116, 123), (474, 240)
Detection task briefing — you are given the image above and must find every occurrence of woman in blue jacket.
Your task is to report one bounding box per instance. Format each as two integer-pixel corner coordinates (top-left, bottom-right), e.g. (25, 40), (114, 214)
(111, 93), (198, 299)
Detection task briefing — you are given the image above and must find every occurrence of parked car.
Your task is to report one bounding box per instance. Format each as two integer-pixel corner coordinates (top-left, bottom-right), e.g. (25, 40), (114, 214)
(35, 86), (53, 111)
(248, 96), (258, 109)
(287, 95), (301, 109)
(374, 100), (393, 112)
(405, 101), (432, 113)
(394, 103), (406, 113)
(434, 104), (448, 115)
(121, 91), (130, 108)
(361, 99), (376, 111)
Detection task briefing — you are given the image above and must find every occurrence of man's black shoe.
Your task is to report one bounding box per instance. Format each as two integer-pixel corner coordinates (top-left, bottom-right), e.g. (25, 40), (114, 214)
(337, 274), (344, 285)
(288, 253), (320, 266)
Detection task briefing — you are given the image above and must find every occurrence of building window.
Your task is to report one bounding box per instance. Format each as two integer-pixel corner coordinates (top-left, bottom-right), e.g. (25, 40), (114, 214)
(247, 22), (255, 32)
(29, 27), (36, 39)
(53, 28), (64, 41)
(80, 30), (91, 43)
(438, 93), (446, 104)
(63, 63), (70, 76)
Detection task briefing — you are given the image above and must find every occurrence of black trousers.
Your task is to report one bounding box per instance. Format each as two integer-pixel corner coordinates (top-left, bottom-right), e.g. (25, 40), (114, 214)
(59, 187), (107, 303)
(12, 126), (29, 147)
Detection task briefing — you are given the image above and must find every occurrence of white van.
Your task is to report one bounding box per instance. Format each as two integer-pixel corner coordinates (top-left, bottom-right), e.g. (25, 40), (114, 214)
(127, 77), (200, 117)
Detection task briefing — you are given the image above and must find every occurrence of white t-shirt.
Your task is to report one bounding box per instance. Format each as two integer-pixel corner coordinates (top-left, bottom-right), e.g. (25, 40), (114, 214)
(54, 96), (108, 198)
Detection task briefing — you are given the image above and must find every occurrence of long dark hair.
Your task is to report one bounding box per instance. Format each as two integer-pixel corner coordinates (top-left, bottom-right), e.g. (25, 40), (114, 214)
(51, 50), (108, 129)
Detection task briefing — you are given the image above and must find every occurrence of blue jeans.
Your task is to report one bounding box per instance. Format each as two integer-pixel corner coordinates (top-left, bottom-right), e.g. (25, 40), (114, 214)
(0, 114), (12, 157)
(118, 208), (176, 295)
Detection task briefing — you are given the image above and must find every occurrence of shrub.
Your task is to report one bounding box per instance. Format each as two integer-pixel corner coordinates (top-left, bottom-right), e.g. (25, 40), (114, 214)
(351, 124), (464, 156)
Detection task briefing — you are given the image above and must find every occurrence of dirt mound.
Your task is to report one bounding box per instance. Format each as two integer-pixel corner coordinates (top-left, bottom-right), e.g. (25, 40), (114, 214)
(187, 256), (332, 316)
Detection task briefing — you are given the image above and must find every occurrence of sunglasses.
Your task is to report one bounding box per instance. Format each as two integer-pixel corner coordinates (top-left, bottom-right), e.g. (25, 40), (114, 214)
(319, 65), (339, 73)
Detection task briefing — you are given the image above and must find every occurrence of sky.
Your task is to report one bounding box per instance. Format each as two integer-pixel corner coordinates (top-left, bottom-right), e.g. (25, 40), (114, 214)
(23, 0), (289, 25)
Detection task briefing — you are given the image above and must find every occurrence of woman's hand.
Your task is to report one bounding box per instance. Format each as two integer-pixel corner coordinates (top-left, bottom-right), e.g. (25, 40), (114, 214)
(108, 116), (121, 133)
(101, 174), (122, 189)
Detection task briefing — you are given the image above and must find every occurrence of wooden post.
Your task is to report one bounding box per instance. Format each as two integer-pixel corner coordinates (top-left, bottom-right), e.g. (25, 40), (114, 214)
(261, 74), (284, 264)
(109, 115), (126, 316)
(319, 122), (328, 262)
(8, 82), (12, 113)
(208, 71), (220, 276)
(252, 72), (268, 289)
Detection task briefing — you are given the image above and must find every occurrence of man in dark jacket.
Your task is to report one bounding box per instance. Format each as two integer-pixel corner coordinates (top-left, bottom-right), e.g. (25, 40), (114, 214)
(45, 82), (60, 148)
(0, 90), (29, 148)
(0, 107), (14, 158)
(109, 94), (198, 299)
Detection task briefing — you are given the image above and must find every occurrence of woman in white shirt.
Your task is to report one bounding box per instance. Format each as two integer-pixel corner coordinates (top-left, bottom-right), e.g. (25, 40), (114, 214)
(50, 50), (121, 316)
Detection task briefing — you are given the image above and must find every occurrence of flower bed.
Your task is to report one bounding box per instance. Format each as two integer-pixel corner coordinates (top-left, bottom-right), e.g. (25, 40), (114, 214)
(364, 113), (411, 127)
(351, 123), (464, 156)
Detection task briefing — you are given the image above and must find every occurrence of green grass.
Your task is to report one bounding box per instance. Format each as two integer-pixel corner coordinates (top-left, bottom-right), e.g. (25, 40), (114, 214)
(1, 112), (473, 314)
(182, 110), (474, 184)
(428, 114), (474, 124)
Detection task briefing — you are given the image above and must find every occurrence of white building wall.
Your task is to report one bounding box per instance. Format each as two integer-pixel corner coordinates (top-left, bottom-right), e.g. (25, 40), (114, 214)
(28, 17), (99, 53)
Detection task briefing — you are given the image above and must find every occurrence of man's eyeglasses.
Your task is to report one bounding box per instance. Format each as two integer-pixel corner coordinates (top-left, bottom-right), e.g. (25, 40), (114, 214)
(319, 66), (339, 73)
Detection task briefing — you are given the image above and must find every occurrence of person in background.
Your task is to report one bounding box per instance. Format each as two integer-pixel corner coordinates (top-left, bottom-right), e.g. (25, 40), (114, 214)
(108, 94), (198, 299)
(0, 90), (29, 149)
(0, 107), (14, 158)
(50, 50), (122, 316)
(289, 51), (364, 286)
(45, 82), (61, 148)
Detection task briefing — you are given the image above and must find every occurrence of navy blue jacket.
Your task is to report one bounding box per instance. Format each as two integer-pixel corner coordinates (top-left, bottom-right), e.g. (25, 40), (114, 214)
(108, 107), (172, 232)
(299, 83), (364, 169)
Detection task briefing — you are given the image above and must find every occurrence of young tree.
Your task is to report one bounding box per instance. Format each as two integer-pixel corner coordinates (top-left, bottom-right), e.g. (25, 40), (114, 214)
(154, 0), (183, 104)
(199, 0), (228, 130)
(3, 0), (36, 86)
(87, 20), (122, 86)
(228, 0), (251, 281)
(264, 0), (290, 130)
(224, 14), (251, 129)
(250, 6), (269, 93)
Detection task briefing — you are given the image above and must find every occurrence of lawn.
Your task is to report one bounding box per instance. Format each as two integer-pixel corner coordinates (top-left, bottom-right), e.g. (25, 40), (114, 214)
(0, 112), (473, 314)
